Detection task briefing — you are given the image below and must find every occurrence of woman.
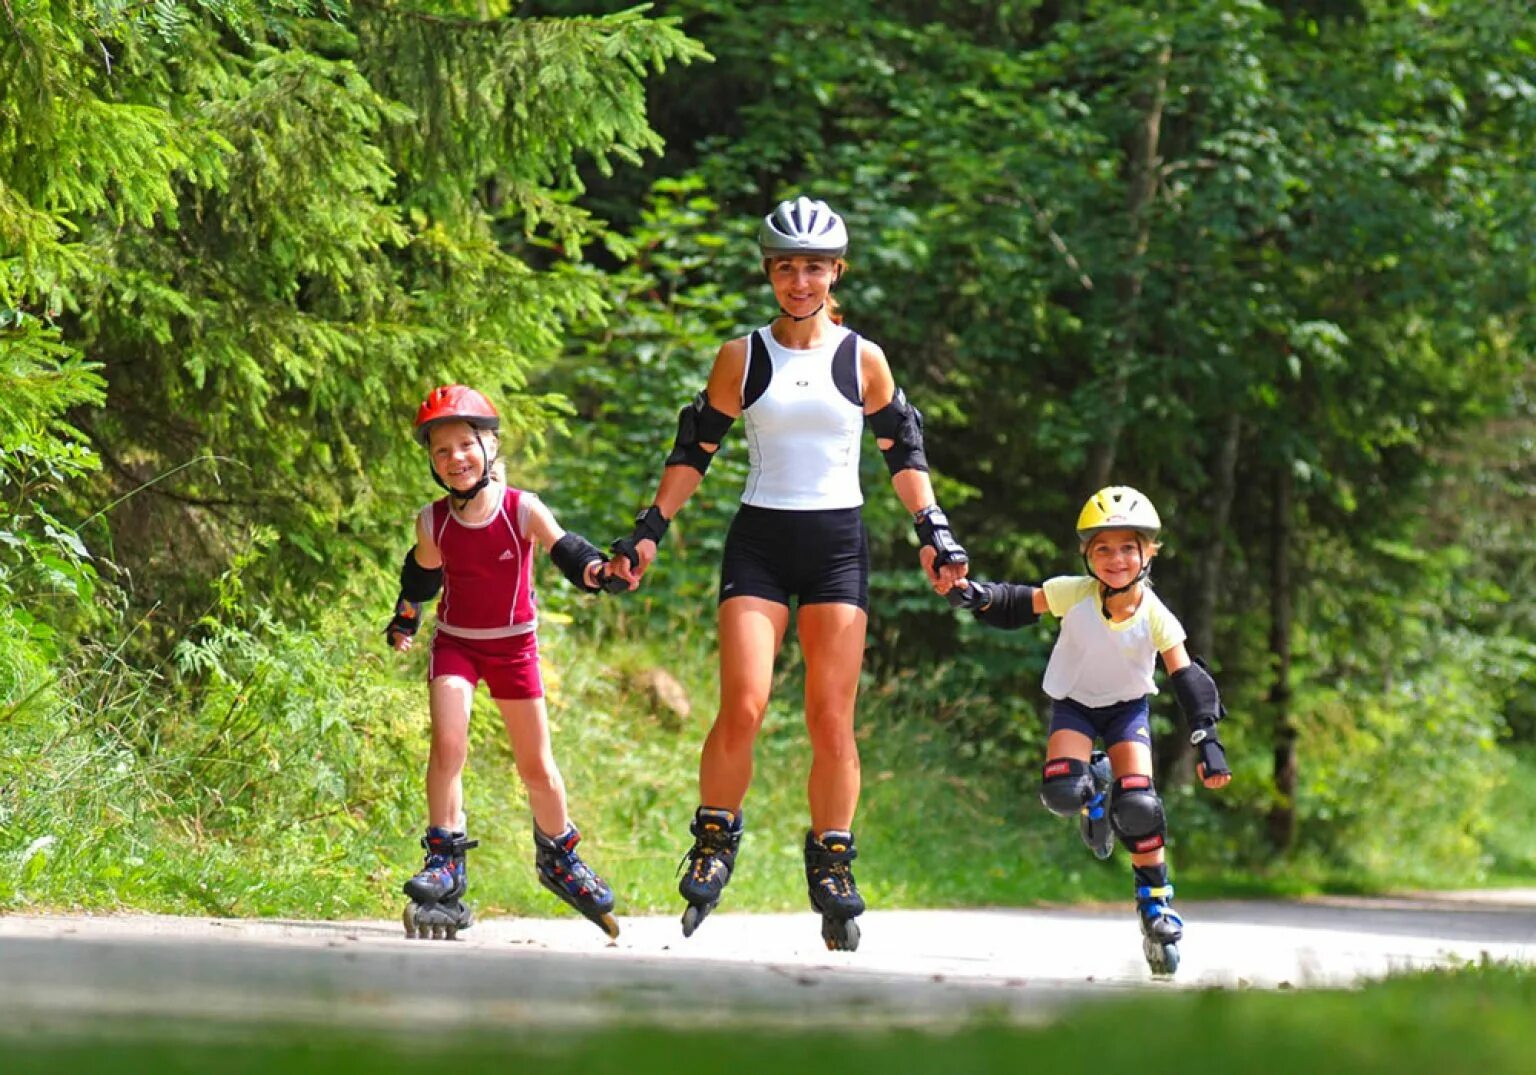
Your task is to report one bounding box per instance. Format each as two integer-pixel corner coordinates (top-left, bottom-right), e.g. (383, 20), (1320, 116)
(607, 197), (968, 951)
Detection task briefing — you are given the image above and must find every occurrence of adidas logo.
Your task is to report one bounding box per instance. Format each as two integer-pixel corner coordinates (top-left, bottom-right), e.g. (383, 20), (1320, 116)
(499, 549), (514, 561)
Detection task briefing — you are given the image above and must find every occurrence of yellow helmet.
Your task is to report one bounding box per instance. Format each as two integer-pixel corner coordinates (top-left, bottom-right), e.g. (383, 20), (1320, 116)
(1076, 486), (1161, 544)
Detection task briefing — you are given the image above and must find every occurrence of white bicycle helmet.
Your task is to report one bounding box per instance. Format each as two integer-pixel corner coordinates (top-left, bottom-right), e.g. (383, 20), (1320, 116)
(758, 196), (849, 258)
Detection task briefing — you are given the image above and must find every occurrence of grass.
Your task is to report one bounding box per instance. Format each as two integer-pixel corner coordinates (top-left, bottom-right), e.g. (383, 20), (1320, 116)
(5, 963), (1535, 1073)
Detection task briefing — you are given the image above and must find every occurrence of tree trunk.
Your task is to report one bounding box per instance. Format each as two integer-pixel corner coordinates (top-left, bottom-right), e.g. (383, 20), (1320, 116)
(1162, 410), (1242, 784)
(1265, 463), (1298, 853)
(1085, 42), (1170, 491)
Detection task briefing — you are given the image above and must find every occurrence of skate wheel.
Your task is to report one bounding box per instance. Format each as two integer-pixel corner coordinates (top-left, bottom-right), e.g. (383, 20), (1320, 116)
(596, 913), (620, 940)
(403, 905), (421, 939)
(1143, 935), (1180, 976)
(681, 903), (709, 938)
(821, 917), (861, 953)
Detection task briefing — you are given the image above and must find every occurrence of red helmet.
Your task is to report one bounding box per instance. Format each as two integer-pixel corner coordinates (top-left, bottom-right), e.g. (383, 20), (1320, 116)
(413, 385), (499, 447)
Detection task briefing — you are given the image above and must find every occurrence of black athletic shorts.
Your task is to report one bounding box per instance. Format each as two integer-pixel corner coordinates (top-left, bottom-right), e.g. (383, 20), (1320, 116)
(718, 504), (869, 610)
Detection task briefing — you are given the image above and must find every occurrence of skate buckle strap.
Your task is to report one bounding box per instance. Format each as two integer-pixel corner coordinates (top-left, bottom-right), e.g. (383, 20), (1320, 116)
(1143, 903), (1184, 930)
(1136, 883), (1175, 901)
(1081, 792), (1107, 820)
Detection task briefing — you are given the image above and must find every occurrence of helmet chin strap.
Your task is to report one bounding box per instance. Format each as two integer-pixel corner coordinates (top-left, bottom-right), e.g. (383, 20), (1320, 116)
(1085, 543), (1153, 620)
(780, 302), (825, 322)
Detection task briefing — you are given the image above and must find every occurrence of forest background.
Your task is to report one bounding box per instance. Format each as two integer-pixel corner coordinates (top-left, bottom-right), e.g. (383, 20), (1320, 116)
(2, 0), (1534, 921)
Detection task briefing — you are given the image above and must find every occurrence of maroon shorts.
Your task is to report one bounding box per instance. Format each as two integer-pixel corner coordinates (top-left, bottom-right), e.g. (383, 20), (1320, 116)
(428, 629), (544, 701)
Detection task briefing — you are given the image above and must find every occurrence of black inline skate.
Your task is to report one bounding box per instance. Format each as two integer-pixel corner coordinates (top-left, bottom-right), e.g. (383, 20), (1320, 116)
(402, 827), (479, 940)
(1134, 864), (1183, 976)
(1079, 751), (1115, 861)
(805, 829), (865, 952)
(678, 806), (743, 938)
(534, 824), (619, 939)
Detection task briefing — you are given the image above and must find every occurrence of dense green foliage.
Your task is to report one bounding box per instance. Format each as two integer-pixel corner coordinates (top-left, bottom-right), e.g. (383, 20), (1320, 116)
(2, 0), (1533, 914)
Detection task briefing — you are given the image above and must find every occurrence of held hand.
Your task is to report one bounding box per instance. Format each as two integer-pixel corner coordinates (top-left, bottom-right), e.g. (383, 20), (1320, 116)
(937, 559), (969, 589)
(944, 578), (992, 612)
(919, 545), (972, 592)
(607, 537), (657, 587)
(598, 566), (633, 594)
(584, 560), (634, 594)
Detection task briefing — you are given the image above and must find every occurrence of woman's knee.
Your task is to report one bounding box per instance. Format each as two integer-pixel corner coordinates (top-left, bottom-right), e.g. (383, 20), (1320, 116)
(712, 696), (768, 746)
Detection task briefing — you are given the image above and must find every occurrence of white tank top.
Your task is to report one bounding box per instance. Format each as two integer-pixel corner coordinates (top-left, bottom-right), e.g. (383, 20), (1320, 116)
(739, 325), (865, 510)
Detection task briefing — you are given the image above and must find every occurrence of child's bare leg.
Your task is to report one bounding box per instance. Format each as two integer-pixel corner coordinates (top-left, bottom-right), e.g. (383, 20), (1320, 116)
(427, 676), (474, 828)
(495, 696), (568, 837)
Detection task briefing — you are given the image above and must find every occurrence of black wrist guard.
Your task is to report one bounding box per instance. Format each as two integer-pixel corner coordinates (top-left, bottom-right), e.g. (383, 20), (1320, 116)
(974, 582), (1040, 630)
(399, 549), (443, 603)
(385, 597), (425, 645)
(610, 504), (670, 568)
(552, 532), (607, 593)
(914, 505), (968, 568)
(1192, 728), (1230, 778)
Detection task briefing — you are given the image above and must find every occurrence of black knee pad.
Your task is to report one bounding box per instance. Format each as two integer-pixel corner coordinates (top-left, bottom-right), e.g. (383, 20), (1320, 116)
(1109, 774), (1166, 853)
(1039, 758), (1095, 818)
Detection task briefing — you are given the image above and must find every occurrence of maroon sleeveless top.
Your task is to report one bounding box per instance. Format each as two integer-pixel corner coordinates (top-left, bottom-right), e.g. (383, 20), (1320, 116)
(428, 486), (536, 638)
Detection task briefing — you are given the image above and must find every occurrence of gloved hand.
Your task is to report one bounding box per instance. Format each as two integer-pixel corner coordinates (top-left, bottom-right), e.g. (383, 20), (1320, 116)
(1190, 721), (1231, 781)
(385, 597), (423, 649)
(944, 579), (992, 612)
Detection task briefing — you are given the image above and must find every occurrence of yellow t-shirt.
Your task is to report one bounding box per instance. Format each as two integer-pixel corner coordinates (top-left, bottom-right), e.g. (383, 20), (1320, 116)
(1040, 576), (1186, 707)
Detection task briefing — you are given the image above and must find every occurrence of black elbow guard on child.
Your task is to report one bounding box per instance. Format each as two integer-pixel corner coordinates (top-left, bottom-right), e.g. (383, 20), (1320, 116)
(399, 549), (443, 603)
(867, 389), (929, 474)
(551, 533), (607, 593)
(975, 583), (1040, 630)
(1172, 658), (1232, 778)
(664, 391), (734, 474)
(1171, 657), (1226, 737)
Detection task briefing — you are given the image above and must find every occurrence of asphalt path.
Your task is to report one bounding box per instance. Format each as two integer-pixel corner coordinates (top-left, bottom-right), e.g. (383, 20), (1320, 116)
(2, 892), (1533, 1032)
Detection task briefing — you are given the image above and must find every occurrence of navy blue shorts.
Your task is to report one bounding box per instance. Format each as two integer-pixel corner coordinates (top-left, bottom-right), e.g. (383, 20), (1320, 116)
(718, 504), (869, 610)
(1049, 696), (1152, 749)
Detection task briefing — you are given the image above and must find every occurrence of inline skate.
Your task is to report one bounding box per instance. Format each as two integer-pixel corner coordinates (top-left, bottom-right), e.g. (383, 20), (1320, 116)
(1079, 750), (1115, 860)
(402, 827), (479, 940)
(678, 806), (743, 938)
(805, 829), (865, 952)
(534, 824), (619, 939)
(1134, 864), (1183, 976)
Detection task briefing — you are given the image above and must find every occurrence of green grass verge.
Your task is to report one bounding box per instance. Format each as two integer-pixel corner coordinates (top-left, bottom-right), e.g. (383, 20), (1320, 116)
(6, 963), (1534, 1074)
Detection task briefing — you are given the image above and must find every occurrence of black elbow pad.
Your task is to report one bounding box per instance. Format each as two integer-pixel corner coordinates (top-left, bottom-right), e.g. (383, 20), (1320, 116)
(664, 391), (734, 473)
(1171, 658), (1226, 732)
(866, 389), (929, 474)
(975, 583), (1040, 630)
(399, 549), (443, 603)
